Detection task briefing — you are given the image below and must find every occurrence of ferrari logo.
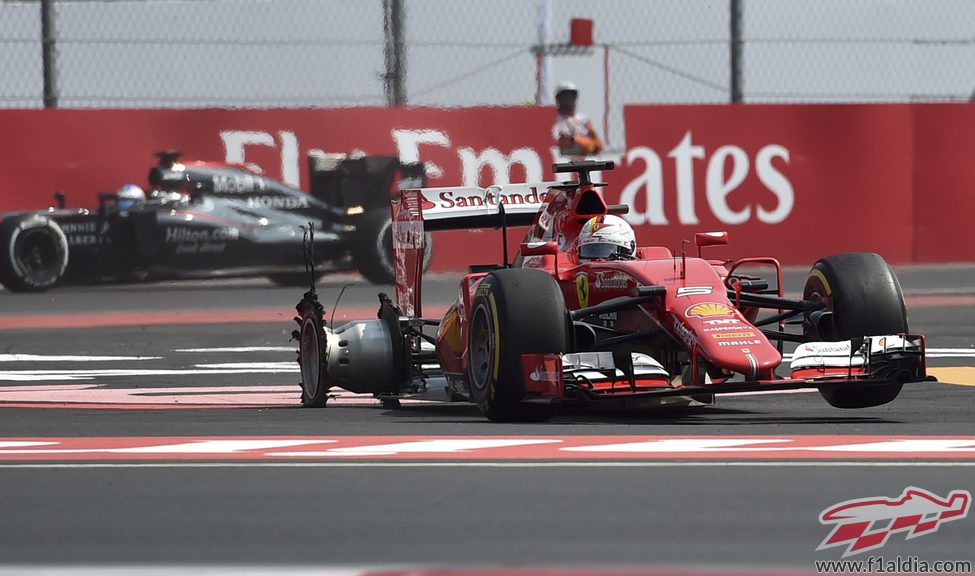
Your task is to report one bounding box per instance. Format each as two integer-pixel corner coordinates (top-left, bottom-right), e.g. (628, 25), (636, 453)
(686, 302), (735, 318)
(575, 273), (589, 308)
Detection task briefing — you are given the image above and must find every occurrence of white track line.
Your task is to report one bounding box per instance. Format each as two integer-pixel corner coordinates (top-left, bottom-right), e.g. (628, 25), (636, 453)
(193, 362), (297, 370)
(174, 347), (296, 353)
(2, 461), (975, 469)
(0, 366), (298, 377)
(0, 354), (162, 362)
(0, 568), (374, 576)
(927, 348), (975, 352)
(0, 564), (811, 576)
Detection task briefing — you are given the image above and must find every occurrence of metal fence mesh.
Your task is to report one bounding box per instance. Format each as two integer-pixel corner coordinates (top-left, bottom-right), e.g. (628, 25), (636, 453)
(403, 0), (537, 107)
(744, 0), (975, 102)
(1, 1), (43, 107)
(3, 0), (973, 143)
(2, 0), (388, 107)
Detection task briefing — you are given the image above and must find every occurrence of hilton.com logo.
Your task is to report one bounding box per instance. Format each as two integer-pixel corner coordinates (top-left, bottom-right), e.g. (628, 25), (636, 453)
(816, 487), (971, 557)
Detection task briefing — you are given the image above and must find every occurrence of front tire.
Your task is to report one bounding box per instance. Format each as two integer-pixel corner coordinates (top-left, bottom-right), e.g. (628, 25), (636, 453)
(351, 210), (432, 284)
(804, 252), (907, 409)
(0, 215), (69, 292)
(467, 268), (568, 422)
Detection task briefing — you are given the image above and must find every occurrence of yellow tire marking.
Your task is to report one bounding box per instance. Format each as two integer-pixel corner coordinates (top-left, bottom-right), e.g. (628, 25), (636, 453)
(809, 269), (832, 296)
(489, 292), (500, 381)
(928, 367), (975, 387)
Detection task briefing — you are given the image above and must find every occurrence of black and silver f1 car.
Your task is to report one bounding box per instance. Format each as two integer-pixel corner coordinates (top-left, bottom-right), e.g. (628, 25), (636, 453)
(0, 151), (431, 292)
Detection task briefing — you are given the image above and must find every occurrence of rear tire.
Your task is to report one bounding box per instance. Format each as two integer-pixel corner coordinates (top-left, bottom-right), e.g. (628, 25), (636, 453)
(294, 291), (330, 407)
(0, 215), (69, 292)
(351, 210), (432, 284)
(803, 252), (907, 409)
(467, 268), (568, 422)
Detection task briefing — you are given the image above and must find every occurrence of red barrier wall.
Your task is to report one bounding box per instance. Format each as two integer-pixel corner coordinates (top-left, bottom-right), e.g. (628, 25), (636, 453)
(0, 104), (972, 270)
(0, 107), (555, 272)
(605, 104), (917, 265)
(912, 104), (975, 262)
(0, 107), (555, 209)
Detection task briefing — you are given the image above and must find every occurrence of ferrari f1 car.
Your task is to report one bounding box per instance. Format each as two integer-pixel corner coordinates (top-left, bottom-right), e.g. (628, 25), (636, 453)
(294, 160), (930, 421)
(0, 151), (430, 292)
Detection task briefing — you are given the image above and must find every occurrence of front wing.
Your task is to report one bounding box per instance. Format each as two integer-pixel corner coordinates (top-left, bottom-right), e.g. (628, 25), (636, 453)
(521, 334), (930, 403)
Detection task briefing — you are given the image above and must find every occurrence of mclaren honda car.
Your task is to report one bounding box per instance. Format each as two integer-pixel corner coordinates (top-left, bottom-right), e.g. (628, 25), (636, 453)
(0, 151), (431, 292)
(293, 161), (930, 421)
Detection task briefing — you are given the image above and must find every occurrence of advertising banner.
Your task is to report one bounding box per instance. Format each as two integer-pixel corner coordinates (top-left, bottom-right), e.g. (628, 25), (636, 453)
(1, 104), (972, 269)
(607, 104), (916, 265)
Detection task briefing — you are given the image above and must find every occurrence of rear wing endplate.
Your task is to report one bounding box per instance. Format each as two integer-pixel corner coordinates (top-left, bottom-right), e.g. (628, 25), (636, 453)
(391, 182), (561, 317)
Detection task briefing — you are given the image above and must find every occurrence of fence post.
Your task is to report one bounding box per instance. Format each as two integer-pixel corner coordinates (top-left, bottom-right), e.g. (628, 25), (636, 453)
(383, 0), (406, 106)
(730, 0), (743, 103)
(41, 0), (59, 108)
(603, 45), (610, 148)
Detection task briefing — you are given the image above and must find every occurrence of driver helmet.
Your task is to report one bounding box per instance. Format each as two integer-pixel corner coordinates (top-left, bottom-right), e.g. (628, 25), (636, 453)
(116, 184), (145, 212)
(577, 214), (636, 261)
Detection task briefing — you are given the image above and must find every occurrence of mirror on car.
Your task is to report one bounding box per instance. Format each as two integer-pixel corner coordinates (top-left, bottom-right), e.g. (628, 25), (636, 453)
(519, 241), (559, 256)
(695, 231), (729, 247)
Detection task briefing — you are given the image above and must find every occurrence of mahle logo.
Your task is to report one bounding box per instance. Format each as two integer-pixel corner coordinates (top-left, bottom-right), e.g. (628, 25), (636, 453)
(817, 487), (971, 557)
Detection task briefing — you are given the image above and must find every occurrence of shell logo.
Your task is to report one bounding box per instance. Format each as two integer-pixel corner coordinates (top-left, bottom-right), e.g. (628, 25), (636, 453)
(686, 302), (735, 318)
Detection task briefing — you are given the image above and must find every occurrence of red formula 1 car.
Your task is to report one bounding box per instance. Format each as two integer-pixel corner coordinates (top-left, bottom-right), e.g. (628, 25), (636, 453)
(294, 161), (930, 421)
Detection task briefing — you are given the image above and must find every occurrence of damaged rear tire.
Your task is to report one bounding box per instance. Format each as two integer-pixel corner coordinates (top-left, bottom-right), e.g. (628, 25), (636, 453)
(295, 291), (330, 407)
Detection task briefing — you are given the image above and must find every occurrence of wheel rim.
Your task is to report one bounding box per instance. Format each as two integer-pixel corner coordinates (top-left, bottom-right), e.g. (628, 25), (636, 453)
(378, 219), (394, 276)
(804, 275), (834, 340)
(14, 229), (59, 282)
(300, 317), (320, 400)
(380, 219), (433, 278)
(469, 303), (495, 394)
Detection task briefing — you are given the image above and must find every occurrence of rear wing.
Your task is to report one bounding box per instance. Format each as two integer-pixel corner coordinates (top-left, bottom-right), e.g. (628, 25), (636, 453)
(391, 182), (562, 317)
(410, 182), (563, 230)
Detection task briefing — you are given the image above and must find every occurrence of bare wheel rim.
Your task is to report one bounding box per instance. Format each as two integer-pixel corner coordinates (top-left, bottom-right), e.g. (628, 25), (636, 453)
(469, 304), (495, 394)
(300, 317), (320, 400)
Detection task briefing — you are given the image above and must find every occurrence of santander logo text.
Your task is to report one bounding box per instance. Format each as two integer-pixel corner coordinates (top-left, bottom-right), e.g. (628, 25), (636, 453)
(619, 131), (795, 226)
(816, 487), (971, 557)
(431, 186), (550, 210)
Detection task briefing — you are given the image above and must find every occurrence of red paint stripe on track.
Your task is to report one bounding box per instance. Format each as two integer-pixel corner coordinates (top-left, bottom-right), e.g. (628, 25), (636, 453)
(904, 294), (975, 308)
(0, 384), (443, 408)
(0, 309), (293, 330)
(0, 295), (967, 330)
(366, 571), (815, 576)
(1, 435), (975, 461)
(0, 306), (449, 330)
(0, 403), (278, 410)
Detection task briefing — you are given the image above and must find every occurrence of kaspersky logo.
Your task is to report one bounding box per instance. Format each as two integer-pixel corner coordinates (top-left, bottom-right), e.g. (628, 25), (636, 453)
(817, 487), (971, 557)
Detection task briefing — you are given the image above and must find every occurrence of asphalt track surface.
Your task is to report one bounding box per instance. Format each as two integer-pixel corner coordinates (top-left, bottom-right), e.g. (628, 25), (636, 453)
(0, 266), (974, 573)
